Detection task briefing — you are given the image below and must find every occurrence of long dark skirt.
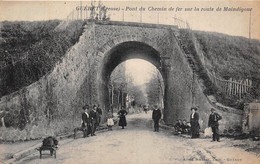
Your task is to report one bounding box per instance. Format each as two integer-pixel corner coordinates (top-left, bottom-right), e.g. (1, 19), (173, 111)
(190, 123), (200, 138)
(81, 123), (91, 137)
(119, 115), (127, 127)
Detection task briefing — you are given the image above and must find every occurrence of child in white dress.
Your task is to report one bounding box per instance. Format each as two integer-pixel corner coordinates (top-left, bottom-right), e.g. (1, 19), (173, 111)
(107, 111), (114, 131)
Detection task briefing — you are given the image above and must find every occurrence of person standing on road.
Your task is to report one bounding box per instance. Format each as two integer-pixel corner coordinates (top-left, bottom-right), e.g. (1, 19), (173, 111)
(81, 105), (90, 137)
(143, 105), (148, 114)
(118, 107), (128, 129)
(152, 105), (162, 132)
(107, 110), (114, 131)
(208, 108), (222, 142)
(190, 107), (200, 138)
(90, 105), (98, 136)
(97, 104), (103, 126)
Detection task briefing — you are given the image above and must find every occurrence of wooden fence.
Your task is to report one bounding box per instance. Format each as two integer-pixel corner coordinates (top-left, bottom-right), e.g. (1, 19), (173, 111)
(208, 71), (252, 98)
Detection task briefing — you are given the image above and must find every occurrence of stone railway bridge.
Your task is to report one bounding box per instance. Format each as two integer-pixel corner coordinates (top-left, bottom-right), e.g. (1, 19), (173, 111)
(0, 21), (242, 140)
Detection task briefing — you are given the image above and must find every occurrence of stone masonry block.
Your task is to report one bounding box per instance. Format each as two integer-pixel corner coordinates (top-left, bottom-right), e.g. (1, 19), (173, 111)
(112, 37), (121, 45)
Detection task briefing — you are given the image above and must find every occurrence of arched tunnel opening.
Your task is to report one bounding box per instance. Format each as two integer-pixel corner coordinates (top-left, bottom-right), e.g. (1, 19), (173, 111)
(109, 59), (165, 114)
(99, 41), (167, 118)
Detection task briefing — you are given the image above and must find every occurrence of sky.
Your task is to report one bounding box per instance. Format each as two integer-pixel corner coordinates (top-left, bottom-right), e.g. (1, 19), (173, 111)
(0, 1), (260, 39)
(125, 59), (157, 85)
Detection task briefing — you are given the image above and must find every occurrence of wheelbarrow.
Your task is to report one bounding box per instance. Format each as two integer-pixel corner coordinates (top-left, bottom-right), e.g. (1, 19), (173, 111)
(36, 145), (58, 158)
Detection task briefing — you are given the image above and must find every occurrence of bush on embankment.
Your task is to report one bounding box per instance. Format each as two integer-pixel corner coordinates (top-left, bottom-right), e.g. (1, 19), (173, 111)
(0, 20), (85, 98)
(193, 31), (260, 108)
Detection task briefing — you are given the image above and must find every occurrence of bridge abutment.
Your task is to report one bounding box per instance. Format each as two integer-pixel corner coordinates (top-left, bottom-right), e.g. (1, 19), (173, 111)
(0, 21), (242, 141)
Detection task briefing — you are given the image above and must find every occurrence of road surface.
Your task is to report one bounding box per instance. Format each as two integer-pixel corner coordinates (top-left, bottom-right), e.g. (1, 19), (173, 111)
(17, 112), (259, 164)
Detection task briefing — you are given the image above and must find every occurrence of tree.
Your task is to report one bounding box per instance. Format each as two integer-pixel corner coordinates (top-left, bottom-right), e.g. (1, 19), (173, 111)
(110, 63), (127, 110)
(110, 62), (147, 110)
(127, 84), (147, 106)
(146, 70), (164, 108)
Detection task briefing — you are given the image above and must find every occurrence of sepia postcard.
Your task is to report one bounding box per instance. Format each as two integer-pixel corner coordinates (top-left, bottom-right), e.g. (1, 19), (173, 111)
(0, 0), (260, 163)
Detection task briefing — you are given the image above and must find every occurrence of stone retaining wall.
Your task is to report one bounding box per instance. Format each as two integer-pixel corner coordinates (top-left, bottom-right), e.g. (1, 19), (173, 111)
(0, 21), (243, 141)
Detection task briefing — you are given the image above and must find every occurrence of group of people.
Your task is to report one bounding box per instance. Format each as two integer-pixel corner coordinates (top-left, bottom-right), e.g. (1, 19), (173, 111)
(189, 107), (222, 141)
(151, 106), (223, 142)
(81, 104), (102, 137)
(81, 104), (129, 135)
(81, 103), (222, 142)
(174, 119), (191, 134)
(106, 108), (129, 130)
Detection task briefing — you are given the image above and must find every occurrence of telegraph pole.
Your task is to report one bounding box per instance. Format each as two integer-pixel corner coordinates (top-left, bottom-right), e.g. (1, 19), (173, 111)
(85, 2), (88, 20)
(173, 14), (176, 26)
(122, 9), (125, 21)
(157, 13), (159, 24)
(249, 10), (252, 42)
(140, 9), (142, 23)
(80, 1), (82, 20)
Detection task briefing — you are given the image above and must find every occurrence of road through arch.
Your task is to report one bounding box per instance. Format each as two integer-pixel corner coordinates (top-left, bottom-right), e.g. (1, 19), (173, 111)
(98, 41), (167, 115)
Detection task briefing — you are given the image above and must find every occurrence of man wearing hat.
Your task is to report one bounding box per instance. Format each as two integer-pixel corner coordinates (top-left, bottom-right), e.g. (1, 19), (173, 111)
(90, 105), (98, 136)
(81, 105), (90, 137)
(97, 104), (103, 126)
(208, 108), (222, 142)
(152, 105), (162, 132)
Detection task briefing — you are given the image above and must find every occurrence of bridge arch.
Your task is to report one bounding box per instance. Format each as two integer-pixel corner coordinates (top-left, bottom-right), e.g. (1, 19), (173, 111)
(97, 39), (168, 114)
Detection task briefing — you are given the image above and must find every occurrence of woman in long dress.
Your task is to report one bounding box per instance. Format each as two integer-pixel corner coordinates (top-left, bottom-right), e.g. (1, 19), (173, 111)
(118, 108), (128, 129)
(190, 107), (200, 138)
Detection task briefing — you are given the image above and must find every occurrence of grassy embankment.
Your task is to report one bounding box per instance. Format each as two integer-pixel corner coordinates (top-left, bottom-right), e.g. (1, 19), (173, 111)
(0, 20), (85, 98)
(194, 31), (260, 108)
(1, 21), (259, 109)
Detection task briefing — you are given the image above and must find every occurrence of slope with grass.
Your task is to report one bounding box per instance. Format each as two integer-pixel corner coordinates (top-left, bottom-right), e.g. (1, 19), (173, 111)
(177, 29), (260, 109)
(0, 20), (85, 97)
(194, 31), (260, 80)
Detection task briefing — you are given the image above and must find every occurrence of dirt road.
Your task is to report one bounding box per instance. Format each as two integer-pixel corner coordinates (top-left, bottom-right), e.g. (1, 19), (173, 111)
(16, 112), (259, 164)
